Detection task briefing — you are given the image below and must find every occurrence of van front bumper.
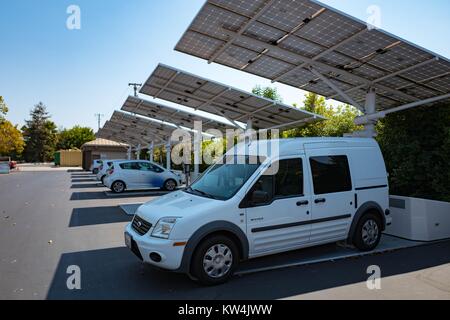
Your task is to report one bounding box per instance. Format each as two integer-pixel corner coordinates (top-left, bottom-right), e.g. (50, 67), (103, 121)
(124, 223), (186, 271)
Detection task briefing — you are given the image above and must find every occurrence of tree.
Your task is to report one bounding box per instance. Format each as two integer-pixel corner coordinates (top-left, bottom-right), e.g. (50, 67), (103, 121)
(22, 102), (58, 162)
(0, 96), (8, 123)
(0, 98), (24, 157)
(252, 85), (283, 102)
(286, 93), (362, 137)
(376, 103), (450, 202)
(57, 126), (95, 150)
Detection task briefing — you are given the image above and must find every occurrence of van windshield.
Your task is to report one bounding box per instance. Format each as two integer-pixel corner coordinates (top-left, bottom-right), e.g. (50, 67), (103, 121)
(185, 155), (264, 201)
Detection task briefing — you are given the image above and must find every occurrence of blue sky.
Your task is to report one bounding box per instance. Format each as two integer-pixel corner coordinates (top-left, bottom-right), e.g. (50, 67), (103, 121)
(1, 0), (449, 131)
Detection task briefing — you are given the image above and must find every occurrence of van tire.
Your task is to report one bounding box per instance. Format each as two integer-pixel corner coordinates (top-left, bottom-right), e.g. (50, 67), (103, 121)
(111, 181), (126, 194)
(191, 235), (239, 286)
(163, 179), (177, 191)
(353, 212), (382, 251)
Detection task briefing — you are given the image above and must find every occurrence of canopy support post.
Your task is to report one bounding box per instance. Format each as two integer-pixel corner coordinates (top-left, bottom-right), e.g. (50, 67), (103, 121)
(193, 130), (201, 180)
(364, 88), (377, 137)
(127, 146), (132, 160)
(136, 144), (141, 160)
(148, 142), (154, 162)
(166, 140), (171, 170)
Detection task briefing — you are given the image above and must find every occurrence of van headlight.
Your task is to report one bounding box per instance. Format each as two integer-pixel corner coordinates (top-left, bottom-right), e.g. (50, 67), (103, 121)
(151, 217), (179, 239)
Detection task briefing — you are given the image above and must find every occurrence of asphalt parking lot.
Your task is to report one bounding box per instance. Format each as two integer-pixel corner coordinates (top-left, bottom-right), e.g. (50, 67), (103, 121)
(1, 169), (450, 300)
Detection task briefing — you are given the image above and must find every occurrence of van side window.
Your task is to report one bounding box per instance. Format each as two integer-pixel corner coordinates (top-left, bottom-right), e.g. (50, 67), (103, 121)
(309, 156), (352, 195)
(274, 159), (303, 197)
(250, 158), (303, 205)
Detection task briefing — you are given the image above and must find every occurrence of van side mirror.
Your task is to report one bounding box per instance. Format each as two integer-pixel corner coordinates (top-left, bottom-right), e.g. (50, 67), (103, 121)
(251, 190), (269, 204)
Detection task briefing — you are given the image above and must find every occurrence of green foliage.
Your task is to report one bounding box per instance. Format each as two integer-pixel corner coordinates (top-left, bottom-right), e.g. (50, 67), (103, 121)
(57, 126), (96, 150)
(0, 96), (9, 123)
(0, 97), (25, 158)
(0, 120), (25, 157)
(286, 93), (362, 137)
(22, 102), (58, 162)
(376, 103), (450, 202)
(252, 85), (283, 102)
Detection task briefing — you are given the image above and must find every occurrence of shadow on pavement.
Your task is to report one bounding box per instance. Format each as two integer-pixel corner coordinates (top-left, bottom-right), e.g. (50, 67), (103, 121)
(46, 240), (450, 300)
(71, 183), (103, 189)
(72, 179), (97, 183)
(69, 206), (132, 227)
(70, 192), (108, 201)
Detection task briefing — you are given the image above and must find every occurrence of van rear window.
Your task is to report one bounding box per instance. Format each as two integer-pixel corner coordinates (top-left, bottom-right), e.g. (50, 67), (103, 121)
(310, 156), (352, 195)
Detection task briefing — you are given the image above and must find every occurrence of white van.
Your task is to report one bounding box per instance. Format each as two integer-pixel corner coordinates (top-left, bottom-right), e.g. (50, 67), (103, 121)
(125, 138), (391, 285)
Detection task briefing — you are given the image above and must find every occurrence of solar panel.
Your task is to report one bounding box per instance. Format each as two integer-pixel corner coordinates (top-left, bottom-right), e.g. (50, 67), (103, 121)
(140, 64), (324, 130)
(121, 95), (235, 132)
(175, 0), (450, 112)
(97, 124), (149, 146)
(108, 111), (179, 141)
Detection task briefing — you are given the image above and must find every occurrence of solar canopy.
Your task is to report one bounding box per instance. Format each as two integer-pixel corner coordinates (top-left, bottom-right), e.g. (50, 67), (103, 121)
(97, 122), (150, 146)
(140, 64), (324, 130)
(175, 0), (450, 112)
(121, 95), (236, 132)
(99, 111), (180, 146)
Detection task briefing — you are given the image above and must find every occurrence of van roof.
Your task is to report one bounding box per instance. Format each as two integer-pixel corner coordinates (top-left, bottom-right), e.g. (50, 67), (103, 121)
(231, 137), (378, 157)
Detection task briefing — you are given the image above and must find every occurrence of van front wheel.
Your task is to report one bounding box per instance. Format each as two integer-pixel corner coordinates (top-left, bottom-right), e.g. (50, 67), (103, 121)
(353, 212), (382, 251)
(191, 235), (238, 286)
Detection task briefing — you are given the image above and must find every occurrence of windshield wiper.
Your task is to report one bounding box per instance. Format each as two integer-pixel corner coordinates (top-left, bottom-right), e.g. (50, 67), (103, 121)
(185, 187), (217, 199)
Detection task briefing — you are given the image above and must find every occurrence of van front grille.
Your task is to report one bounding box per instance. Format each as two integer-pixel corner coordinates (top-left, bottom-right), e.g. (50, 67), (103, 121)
(132, 215), (152, 236)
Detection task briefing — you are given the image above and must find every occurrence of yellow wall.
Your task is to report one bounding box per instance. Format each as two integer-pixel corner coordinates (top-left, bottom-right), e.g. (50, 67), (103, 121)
(60, 150), (82, 167)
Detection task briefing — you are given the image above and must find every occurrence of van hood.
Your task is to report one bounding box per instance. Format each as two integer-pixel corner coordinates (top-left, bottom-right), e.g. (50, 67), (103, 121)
(135, 190), (217, 224)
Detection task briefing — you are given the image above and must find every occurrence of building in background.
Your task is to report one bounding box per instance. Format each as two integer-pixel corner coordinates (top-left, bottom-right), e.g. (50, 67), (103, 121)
(80, 138), (129, 170)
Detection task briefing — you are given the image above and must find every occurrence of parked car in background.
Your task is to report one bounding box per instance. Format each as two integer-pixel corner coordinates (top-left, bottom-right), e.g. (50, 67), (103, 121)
(90, 159), (103, 174)
(9, 161), (17, 170)
(96, 160), (117, 185)
(125, 138), (391, 285)
(104, 160), (181, 193)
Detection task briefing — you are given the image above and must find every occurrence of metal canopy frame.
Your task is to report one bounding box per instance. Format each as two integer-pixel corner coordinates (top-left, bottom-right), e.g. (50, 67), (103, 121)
(121, 95), (236, 132)
(140, 64), (325, 131)
(175, 0), (450, 135)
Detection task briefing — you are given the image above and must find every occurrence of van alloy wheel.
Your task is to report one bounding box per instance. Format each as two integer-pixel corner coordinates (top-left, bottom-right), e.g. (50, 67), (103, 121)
(362, 219), (379, 246)
(203, 244), (233, 279)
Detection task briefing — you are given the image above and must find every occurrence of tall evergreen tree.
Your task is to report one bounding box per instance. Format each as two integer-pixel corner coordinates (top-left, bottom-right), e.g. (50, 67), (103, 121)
(22, 102), (58, 162)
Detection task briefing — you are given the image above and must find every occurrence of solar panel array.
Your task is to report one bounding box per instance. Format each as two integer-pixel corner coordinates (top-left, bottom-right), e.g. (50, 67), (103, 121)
(175, 0), (450, 111)
(140, 64), (324, 130)
(97, 122), (148, 146)
(121, 95), (235, 132)
(97, 111), (179, 146)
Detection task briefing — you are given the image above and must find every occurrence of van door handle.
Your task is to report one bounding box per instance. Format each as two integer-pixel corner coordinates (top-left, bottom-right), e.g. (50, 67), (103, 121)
(315, 198), (326, 204)
(296, 200), (309, 206)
